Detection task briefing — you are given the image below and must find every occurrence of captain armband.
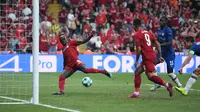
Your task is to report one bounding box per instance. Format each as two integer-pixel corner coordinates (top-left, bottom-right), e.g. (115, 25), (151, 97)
(189, 50), (195, 55)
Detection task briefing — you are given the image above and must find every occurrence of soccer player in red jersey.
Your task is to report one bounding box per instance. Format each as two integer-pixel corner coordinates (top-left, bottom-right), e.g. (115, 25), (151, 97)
(52, 29), (112, 95)
(128, 19), (173, 98)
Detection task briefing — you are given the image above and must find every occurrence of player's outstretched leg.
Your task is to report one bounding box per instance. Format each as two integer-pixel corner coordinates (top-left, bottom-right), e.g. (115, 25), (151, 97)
(78, 65), (112, 78)
(83, 68), (112, 78)
(148, 74), (173, 97)
(168, 71), (182, 87)
(150, 71), (182, 91)
(175, 69), (199, 96)
(128, 65), (143, 98)
(52, 70), (75, 95)
(150, 71), (161, 91)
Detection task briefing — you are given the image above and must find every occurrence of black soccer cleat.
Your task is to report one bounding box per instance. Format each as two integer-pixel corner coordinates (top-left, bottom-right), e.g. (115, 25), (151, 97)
(52, 91), (64, 95)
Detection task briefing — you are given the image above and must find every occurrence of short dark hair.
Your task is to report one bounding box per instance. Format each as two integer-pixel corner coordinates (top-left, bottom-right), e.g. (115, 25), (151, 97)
(160, 16), (168, 23)
(133, 18), (141, 28)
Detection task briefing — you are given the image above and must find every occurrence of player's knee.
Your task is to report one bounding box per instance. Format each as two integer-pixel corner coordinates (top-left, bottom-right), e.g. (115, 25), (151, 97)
(82, 70), (88, 73)
(193, 68), (200, 75)
(81, 68), (88, 73)
(146, 73), (153, 80)
(167, 68), (173, 74)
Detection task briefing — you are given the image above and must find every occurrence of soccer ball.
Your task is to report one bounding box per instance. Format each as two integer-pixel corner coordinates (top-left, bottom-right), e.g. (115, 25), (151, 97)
(82, 77), (92, 87)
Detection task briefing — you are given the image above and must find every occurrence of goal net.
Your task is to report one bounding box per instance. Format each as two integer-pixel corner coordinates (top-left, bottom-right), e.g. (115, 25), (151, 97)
(0, 0), (39, 104)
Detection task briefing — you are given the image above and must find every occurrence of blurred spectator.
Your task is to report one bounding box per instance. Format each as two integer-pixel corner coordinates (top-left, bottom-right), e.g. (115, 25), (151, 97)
(19, 33), (28, 53)
(13, 23), (26, 39)
(39, 32), (48, 53)
(81, 5), (91, 22)
(7, 9), (17, 22)
(152, 16), (160, 33)
(50, 19), (60, 33)
(74, 7), (81, 34)
(126, 37), (135, 52)
(22, 4), (32, 20)
(45, 11), (53, 22)
(111, 12), (122, 33)
(40, 16), (52, 33)
(70, 0), (79, 7)
(7, 36), (19, 51)
(99, 4), (107, 15)
(98, 44), (106, 54)
(88, 31), (102, 51)
(67, 8), (76, 37)
(107, 24), (117, 42)
(98, 0), (108, 6)
(83, 19), (92, 34)
(125, 47), (132, 54)
(7, 28), (15, 40)
(124, 8), (134, 32)
(58, 6), (68, 27)
(192, 0), (200, 10)
(40, 0), (49, 16)
(95, 9), (107, 31)
(84, 0), (94, 10)
(48, 33), (57, 54)
(0, 34), (8, 51)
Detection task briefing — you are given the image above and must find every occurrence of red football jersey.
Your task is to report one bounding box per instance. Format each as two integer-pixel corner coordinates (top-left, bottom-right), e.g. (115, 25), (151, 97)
(62, 40), (79, 67)
(134, 29), (157, 61)
(19, 37), (27, 49)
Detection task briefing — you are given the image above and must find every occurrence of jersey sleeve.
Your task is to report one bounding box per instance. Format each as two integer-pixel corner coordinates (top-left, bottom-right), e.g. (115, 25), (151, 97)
(166, 28), (173, 41)
(189, 43), (196, 55)
(69, 39), (77, 46)
(134, 34), (141, 48)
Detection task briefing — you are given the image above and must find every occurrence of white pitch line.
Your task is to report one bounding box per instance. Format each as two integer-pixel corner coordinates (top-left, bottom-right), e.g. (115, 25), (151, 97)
(0, 96), (30, 104)
(0, 102), (26, 104)
(37, 103), (81, 112)
(1, 83), (200, 112)
(0, 96), (81, 112)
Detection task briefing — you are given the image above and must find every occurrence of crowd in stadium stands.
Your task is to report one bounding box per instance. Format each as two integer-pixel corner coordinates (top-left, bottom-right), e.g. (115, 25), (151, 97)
(0, 0), (200, 54)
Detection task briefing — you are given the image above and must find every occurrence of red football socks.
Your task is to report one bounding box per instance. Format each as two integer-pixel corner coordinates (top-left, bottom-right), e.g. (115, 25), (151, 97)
(150, 76), (167, 86)
(59, 75), (65, 92)
(134, 74), (141, 92)
(84, 68), (107, 74)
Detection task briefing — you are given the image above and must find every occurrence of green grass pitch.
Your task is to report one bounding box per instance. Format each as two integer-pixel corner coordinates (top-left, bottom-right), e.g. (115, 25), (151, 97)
(0, 73), (200, 112)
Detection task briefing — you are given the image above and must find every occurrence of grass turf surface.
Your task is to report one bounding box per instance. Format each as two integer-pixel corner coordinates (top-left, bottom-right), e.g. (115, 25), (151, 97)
(0, 73), (200, 112)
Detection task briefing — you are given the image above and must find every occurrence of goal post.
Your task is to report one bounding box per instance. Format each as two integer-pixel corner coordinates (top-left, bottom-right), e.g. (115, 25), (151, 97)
(0, 0), (39, 104)
(32, 0), (39, 105)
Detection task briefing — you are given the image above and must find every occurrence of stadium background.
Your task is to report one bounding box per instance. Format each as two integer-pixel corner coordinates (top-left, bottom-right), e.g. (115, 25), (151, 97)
(0, 0), (200, 112)
(0, 0), (200, 54)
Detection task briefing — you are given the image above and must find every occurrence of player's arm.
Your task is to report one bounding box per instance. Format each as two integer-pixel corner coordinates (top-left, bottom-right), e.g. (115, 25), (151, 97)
(152, 32), (164, 63)
(155, 40), (162, 58)
(160, 29), (173, 47)
(76, 32), (94, 46)
(160, 40), (172, 46)
(180, 51), (194, 69)
(135, 46), (141, 63)
(155, 40), (164, 63)
(134, 35), (141, 67)
(178, 51), (194, 74)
